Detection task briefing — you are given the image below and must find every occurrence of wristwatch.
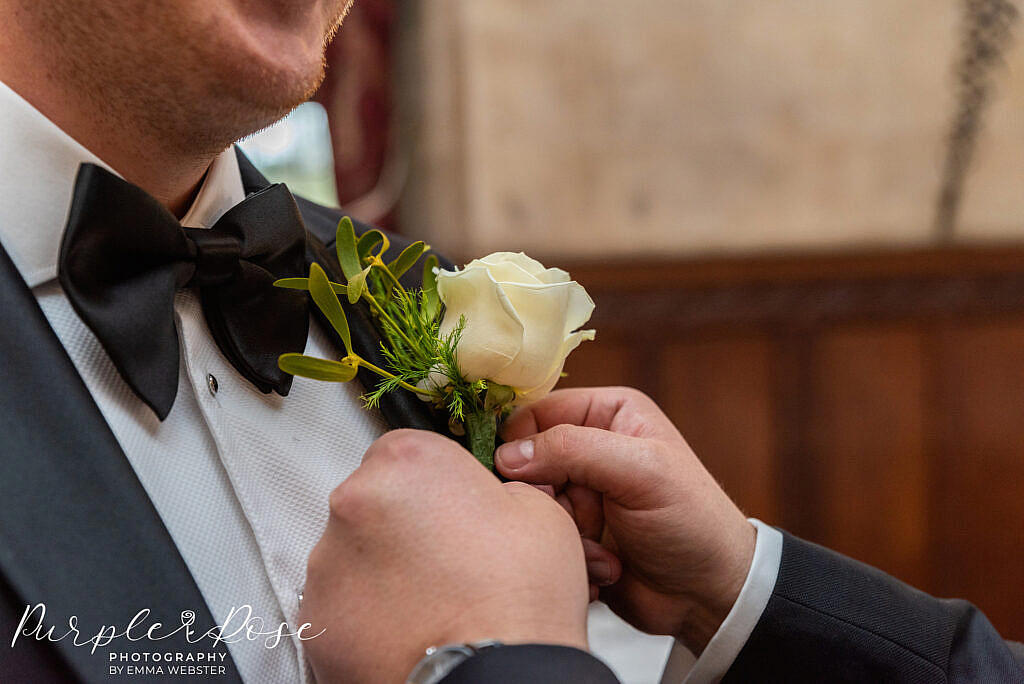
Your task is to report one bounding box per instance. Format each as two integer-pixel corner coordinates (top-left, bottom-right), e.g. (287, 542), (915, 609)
(405, 640), (504, 684)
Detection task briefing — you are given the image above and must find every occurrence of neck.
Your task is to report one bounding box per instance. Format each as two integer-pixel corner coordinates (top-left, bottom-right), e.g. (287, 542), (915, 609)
(0, 16), (220, 217)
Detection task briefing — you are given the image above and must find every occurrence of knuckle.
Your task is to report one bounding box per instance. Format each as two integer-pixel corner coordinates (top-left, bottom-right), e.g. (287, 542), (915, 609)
(327, 483), (354, 520)
(502, 480), (536, 496)
(633, 441), (673, 484)
(374, 429), (427, 462)
(615, 385), (655, 407)
(507, 481), (564, 516)
(634, 439), (663, 469)
(544, 423), (577, 456)
(327, 480), (378, 522)
(374, 428), (461, 470)
(541, 496), (581, 538)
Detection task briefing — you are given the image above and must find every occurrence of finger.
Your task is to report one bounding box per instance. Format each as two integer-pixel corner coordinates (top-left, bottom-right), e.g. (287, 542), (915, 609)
(589, 584), (599, 602)
(501, 387), (681, 442)
(349, 429), (496, 505)
(582, 537), (621, 587)
(530, 483), (557, 498)
(501, 480), (564, 509)
(598, 567), (675, 631)
(496, 424), (665, 504)
(502, 479), (544, 498)
(565, 484), (603, 540)
(356, 429), (485, 484)
(555, 491), (573, 518)
(510, 480), (601, 536)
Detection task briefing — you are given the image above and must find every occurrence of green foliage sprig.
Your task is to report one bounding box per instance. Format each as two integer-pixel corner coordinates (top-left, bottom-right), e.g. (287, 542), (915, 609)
(274, 217), (511, 467)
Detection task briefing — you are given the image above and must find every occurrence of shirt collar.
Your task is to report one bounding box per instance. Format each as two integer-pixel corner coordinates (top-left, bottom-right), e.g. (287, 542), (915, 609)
(0, 80), (246, 288)
(179, 147), (246, 230)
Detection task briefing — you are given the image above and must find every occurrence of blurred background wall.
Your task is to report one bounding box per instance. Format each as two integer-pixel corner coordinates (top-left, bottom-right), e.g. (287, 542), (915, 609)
(397, 0), (1024, 260)
(243, 0), (1024, 679)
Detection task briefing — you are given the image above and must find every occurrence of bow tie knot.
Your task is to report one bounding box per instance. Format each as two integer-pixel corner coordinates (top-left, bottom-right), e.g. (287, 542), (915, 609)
(182, 227), (244, 288)
(59, 163), (310, 420)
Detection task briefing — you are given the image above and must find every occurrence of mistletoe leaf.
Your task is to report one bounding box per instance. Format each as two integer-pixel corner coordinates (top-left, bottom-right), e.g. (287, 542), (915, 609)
(335, 216), (362, 281)
(278, 353), (358, 382)
(346, 265), (372, 304)
(274, 277), (348, 296)
(309, 262), (353, 354)
(387, 241), (428, 281)
(357, 229), (389, 260)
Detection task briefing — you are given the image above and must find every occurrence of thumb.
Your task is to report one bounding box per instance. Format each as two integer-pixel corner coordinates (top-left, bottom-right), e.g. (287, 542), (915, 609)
(496, 424), (665, 506)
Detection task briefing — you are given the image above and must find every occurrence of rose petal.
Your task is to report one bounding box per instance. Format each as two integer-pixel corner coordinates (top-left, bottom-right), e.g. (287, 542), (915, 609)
(536, 267), (571, 284)
(466, 257), (543, 285)
(489, 280), (595, 390)
(513, 329), (596, 405)
(437, 266), (524, 381)
(478, 252), (548, 278)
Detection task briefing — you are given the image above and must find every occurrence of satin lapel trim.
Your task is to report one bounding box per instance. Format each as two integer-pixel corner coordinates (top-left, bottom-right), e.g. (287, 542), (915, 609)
(236, 146), (270, 196)
(0, 241), (241, 683)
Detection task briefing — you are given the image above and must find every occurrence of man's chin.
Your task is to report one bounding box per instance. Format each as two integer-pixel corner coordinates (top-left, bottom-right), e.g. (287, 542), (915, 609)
(215, 58), (327, 139)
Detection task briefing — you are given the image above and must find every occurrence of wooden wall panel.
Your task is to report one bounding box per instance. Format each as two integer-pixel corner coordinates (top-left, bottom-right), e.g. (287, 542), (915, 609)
(660, 336), (778, 522)
(932, 320), (1024, 638)
(809, 325), (929, 588)
(559, 339), (638, 391)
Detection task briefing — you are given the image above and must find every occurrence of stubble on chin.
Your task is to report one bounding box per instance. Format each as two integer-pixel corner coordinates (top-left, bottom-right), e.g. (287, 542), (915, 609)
(229, 0), (356, 117)
(24, 0), (355, 157)
(197, 0), (357, 148)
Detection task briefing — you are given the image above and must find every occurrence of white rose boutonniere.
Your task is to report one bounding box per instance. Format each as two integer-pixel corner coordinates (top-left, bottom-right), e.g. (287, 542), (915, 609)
(436, 252), (595, 406)
(274, 220), (595, 468)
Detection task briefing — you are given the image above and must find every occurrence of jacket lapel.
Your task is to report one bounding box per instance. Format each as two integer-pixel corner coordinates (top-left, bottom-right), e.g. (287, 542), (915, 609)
(235, 148), (449, 435)
(307, 238), (450, 433)
(0, 243), (241, 682)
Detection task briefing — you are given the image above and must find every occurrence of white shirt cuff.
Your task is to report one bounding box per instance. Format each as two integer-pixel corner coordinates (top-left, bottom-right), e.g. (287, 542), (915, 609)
(661, 519), (783, 684)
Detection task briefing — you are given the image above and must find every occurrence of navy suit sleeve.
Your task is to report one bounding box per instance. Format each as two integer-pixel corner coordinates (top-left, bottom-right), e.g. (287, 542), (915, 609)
(440, 645), (620, 684)
(724, 531), (1024, 683)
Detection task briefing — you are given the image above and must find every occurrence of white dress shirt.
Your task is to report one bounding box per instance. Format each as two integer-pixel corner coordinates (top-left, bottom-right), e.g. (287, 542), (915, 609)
(0, 77), (783, 684)
(0, 79), (388, 683)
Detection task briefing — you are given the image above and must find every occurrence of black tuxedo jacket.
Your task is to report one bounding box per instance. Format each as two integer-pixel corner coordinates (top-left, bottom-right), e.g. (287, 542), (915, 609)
(11, 151), (1012, 683)
(0, 150), (613, 683)
(721, 530), (1024, 683)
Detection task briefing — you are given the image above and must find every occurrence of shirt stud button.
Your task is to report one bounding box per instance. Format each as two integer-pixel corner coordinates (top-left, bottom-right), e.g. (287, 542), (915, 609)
(207, 373), (219, 396)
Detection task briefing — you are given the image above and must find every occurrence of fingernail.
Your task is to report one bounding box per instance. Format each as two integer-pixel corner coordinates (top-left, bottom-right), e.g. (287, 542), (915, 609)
(587, 560), (613, 586)
(497, 439), (534, 470)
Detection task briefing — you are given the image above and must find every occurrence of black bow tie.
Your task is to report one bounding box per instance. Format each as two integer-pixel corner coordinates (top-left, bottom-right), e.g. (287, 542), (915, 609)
(58, 163), (310, 420)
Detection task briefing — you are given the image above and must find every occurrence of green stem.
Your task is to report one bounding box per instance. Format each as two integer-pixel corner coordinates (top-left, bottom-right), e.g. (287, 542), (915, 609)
(374, 258), (412, 300)
(354, 357), (439, 398)
(362, 294), (420, 352)
(373, 258), (421, 322)
(465, 410), (498, 470)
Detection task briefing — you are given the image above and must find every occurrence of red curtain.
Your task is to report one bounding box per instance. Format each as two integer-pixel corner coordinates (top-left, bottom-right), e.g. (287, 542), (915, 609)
(314, 0), (399, 231)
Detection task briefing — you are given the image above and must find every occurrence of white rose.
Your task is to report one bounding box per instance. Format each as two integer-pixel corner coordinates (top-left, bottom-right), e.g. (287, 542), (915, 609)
(435, 252), (595, 405)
